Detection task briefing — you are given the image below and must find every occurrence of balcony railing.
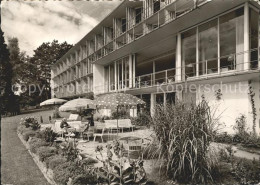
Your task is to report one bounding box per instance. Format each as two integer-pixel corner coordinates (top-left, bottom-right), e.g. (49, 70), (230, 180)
(93, 48), (260, 94)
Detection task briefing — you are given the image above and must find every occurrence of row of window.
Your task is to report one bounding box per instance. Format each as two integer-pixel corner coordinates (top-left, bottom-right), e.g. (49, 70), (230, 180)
(182, 7), (259, 78)
(102, 6), (260, 92)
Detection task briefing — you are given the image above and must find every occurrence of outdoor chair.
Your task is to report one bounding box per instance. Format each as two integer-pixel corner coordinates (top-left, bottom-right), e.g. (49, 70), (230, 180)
(93, 127), (108, 143)
(104, 120), (122, 133)
(118, 119), (134, 132)
(78, 124), (89, 138)
(128, 145), (143, 159)
(82, 126), (95, 141)
(67, 114), (81, 121)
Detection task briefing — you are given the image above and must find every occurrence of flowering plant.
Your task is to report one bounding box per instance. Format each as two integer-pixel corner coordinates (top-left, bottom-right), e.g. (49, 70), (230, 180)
(93, 140), (147, 185)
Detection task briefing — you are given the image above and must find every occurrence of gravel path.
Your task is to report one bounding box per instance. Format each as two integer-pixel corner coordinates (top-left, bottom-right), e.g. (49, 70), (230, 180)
(1, 113), (50, 185)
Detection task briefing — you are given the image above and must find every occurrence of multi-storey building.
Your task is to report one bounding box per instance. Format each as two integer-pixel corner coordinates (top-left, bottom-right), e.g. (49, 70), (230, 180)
(51, 0), (260, 135)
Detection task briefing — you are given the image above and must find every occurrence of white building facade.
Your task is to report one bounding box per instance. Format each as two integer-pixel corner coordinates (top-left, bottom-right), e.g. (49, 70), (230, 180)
(51, 0), (260, 135)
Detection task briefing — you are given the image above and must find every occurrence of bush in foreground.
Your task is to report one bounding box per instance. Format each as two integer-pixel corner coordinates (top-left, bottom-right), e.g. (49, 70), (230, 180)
(37, 146), (57, 162)
(46, 155), (67, 170)
(71, 174), (97, 185)
(149, 101), (217, 184)
(53, 161), (86, 185)
(22, 130), (37, 141)
(28, 137), (49, 154)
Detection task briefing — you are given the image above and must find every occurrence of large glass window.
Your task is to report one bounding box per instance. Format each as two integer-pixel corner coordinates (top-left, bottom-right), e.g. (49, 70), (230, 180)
(155, 54), (176, 84)
(135, 7), (142, 24)
(166, 92), (175, 105)
(136, 61), (153, 76)
(118, 61), (122, 89)
(249, 8), (259, 69)
(122, 18), (126, 33)
(136, 61), (153, 87)
(182, 28), (197, 77)
(153, 0), (160, 13)
(141, 94), (151, 113)
(219, 8), (244, 71)
(116, 57), (130, 90)
(155, 93), (164, 105)
(199, 19), (218, 75)
(105, 66), (109, 92)
(110, 64), (115, 90)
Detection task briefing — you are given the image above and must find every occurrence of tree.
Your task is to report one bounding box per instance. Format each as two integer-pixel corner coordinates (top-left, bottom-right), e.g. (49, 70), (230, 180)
(7, 37), (25, 84)
(27, 40), (72, 104)
(0, 25), (19, 115)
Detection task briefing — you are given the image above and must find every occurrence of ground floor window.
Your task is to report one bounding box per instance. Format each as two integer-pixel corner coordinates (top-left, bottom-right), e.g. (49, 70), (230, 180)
(166, 92), (175, 105)
(155, 93), (164, 105)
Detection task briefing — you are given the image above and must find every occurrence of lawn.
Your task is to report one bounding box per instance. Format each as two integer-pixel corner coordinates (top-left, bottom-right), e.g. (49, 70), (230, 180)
(1, 109), (57, 185)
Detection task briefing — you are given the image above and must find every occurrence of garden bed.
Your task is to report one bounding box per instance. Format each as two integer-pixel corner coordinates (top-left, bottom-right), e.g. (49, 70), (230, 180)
(17, 117), (98, 185)
(17, 131), (56, 185)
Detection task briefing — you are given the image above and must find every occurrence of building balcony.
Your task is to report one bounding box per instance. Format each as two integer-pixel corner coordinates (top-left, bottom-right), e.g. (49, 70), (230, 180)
(94, 48), (260, 95)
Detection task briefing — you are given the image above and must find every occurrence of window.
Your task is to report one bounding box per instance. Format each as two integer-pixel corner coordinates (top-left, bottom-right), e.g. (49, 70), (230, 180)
(219, 8), (244, 71)
(182, 28), (197, 77)
(116, 57), (130, 89)
(155, 93), (164, 105)
(110, 64), (115, 90)
(136, 61), (153, 76)
(154, 1), (160, 13)
(249, 8), (259, 69)
(135, 8), (142, 24)
(166, 92), (175, 105)
(105, 66), (109, 92)
(155, 54), (175, 72)
(122, 18), (126, 33)
(199, 19), (218, 75)
(141, 94), (151, 113)
(155, 54), (176, 84)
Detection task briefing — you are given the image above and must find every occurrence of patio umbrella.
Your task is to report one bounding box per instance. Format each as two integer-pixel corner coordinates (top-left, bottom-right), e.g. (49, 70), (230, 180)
(40, 98), (68, 106)
(59, 98), (96, 112)
(95, 93), (145, 135)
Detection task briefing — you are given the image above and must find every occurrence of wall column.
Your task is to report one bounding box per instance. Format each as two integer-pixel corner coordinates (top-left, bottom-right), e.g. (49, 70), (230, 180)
(176, 33), (182, 82)
(129, 54), (133, 88)
(150, 93), (155, 116)
(132, 54), (136, 88)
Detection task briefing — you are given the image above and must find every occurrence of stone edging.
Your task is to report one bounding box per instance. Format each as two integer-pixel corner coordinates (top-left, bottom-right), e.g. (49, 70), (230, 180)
(17, 131), (57, 185)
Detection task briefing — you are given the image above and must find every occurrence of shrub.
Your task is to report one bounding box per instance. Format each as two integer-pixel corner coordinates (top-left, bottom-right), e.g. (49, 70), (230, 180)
(60, 141), (80, 162)
(17, 125), (31, 134)
(42, 127), (58, 143)
(71, 174), (97, 185)
(34, 130), (45, 139)
(46, 155), (67, 170)
(53, 161), (85, 185)
(149, 101), (216, 184)
(214, 132), (233, 144)
(131, 112), (151, 127)
(37, 146), (57, 162)
(111, 108), (130, 119)
(20, 116), (41, 130)
(232, 158), (260, 184)
(22, 130), (36, 141)
(28, 137), (49, 153)
(81, 157), (98, 166)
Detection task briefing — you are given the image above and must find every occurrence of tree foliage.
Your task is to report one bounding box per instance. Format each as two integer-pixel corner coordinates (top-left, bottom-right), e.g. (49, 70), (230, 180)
(19, 40), (72, 106)
(0, 26), (19, 115)
(26, 40), (72, 102)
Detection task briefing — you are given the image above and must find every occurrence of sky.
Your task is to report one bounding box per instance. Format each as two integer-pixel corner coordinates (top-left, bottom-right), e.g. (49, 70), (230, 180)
(1, 0), (122, 56)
